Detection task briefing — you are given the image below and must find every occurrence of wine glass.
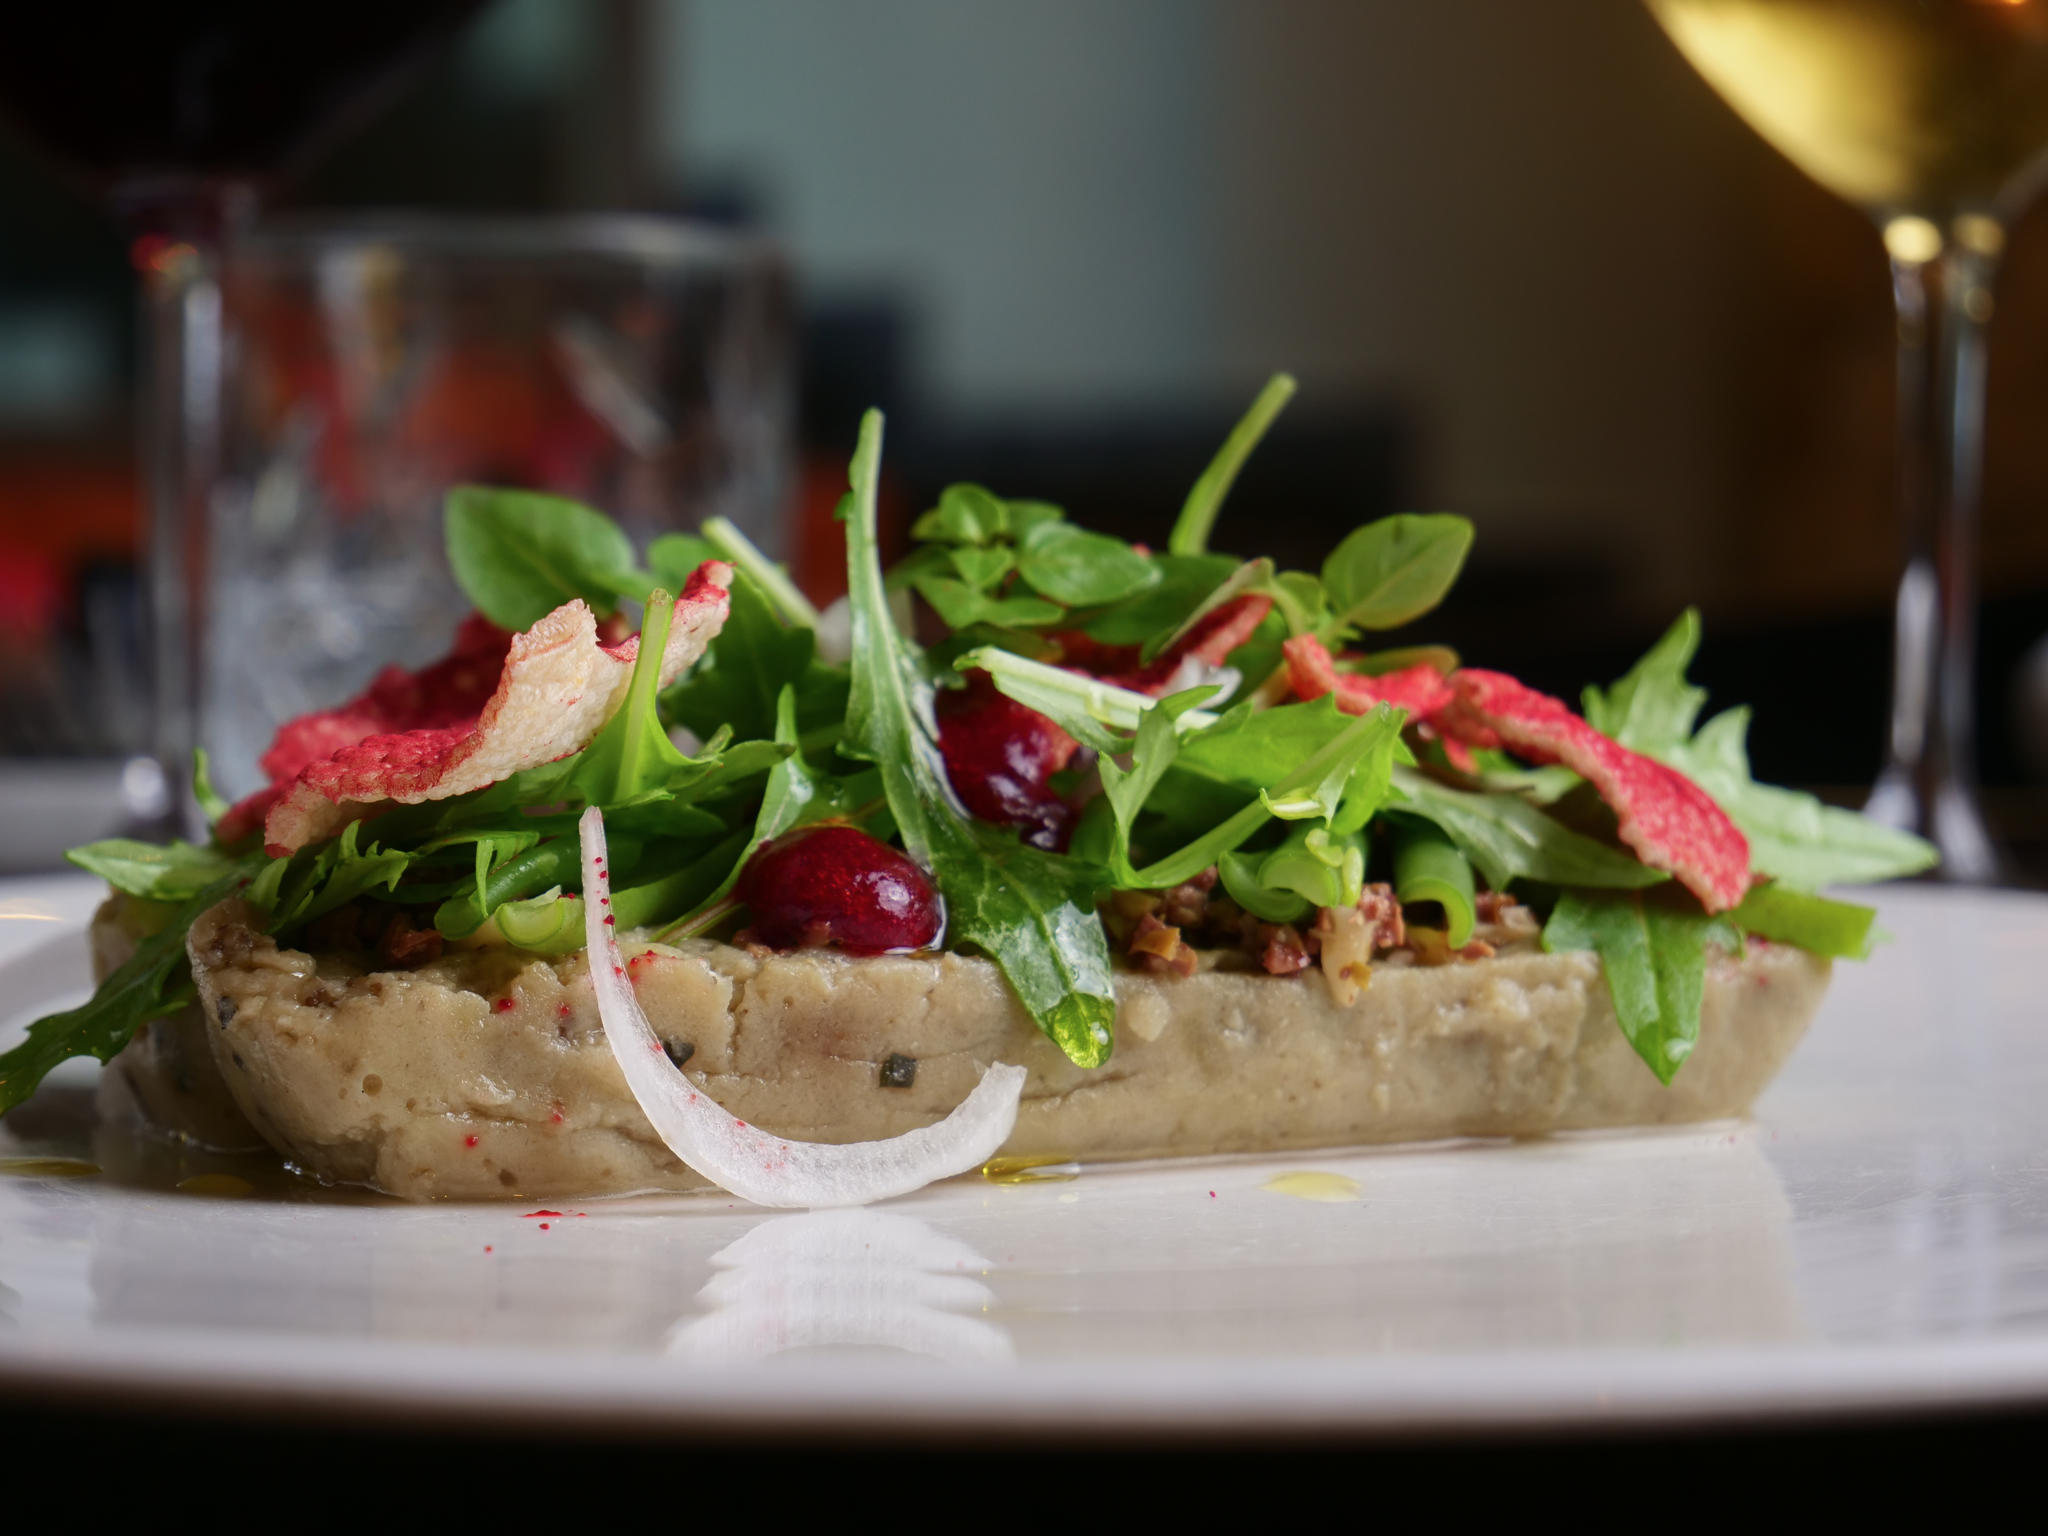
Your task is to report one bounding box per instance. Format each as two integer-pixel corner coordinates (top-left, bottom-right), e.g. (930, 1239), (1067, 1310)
(1647, 0), (2048, 884)
(0, 6), (487, 831)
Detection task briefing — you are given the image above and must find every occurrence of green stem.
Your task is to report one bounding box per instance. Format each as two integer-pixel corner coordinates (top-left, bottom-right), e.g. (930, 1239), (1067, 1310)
(703, 515), (822, 630)
(1167, 373), (1297, 556)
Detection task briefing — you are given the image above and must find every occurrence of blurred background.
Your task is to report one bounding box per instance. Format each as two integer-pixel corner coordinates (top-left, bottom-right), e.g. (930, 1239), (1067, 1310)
(2, 0), (2046, 870)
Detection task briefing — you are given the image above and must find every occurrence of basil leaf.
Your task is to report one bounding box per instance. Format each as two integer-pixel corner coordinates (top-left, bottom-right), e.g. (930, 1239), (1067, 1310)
(444, 486), (646, 630)
(948, 545), (1016, 591)
(1076, 552), (1238, 644)
(1389, 767), (1668, 892)
(1390, 818), (1476, 947)
(839, 410), (1119, 1068)
(1544, 889), (1722, 1084)
(1168, 372), (1296, 556)
(1730, 883), (1877, 960)
(1015, 520), (1160, 607)
(1321, 513), (1474, 632)
(67, 838), (242, 901)
(911, 483), (1011, 544)
(0, 869), (250, 1115)
(913, 571), (1065, 631)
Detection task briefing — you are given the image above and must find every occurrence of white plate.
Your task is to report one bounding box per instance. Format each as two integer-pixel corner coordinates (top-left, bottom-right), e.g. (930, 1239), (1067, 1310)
(2, 873), (2045, 1435)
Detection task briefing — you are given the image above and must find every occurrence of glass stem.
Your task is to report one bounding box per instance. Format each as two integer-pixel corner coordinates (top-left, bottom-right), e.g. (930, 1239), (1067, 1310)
(127, 182), (254, 840)
(1867, 228), (2003, 883)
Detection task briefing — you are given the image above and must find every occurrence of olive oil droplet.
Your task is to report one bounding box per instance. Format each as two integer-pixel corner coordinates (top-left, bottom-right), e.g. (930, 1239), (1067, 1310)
(1262, 1171), (1360, 1203)
(0, 1157), (99, 1179)
(980, 1155), (1079, 1185)
(176, 1174), (255, 1198)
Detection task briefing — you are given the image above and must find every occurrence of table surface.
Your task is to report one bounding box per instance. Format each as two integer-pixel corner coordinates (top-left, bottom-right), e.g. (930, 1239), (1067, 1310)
(2, 873), (2044, 1436)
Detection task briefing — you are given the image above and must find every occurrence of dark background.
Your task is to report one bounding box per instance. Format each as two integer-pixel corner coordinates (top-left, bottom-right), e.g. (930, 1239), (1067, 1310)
(2, 0), (2046, 869)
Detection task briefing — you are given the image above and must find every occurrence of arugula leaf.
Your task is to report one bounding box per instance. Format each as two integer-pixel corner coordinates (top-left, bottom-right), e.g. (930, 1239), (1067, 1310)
(1585, 614), (1936, 888)
(1730, 883), (1877, 960)
(1582, 609), (1707, 755)
(839, 410), (1119, 1068)
(0, 869), (250, 1115)
(1169, 373), (1297, 556)
(67, 838), (242, 901)
(445, 486), (646, 630)
(1320, 513), (1474, 632)
(1671, 707), (1937, 888)
(665, 685), (829, 936)
(1389, 767), (1669, 892)
(1107, 703), (1403, 889)
(564, 589), (694, 805)
(1543, 890), (1727, 1084)
(663, 566), (848, 750)
(1015, 520), (1160, 607)
(958, 644), (1222, 751)
(1390, 819), (1477, 947)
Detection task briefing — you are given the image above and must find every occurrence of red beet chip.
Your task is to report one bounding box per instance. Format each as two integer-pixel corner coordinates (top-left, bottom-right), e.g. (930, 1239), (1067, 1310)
(1282, 634), (1454, 718)
(736, 825), (943, 955)
(242, 565), (732, 855)
(1439, 669), (1752, 913)
(936, 670), (1079, 849)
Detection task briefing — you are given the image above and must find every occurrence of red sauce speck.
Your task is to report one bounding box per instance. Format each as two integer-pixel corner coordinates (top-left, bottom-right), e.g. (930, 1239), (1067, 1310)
(735, 1120), (746, 1128)
(464, 1134), (480, 1148)
(599, 896), (609, 905)
(550, 1108), (565, 1124)
(557, 1003), (573, 1018)
(538, 1222), (551, 1230)
(602, 914), (615, 926)
(524, 1210), (562, 1218)
(493, 997), (516, 1013)
(1209, 1190), (1216, 1198)
(485, 1245), (494, 1253)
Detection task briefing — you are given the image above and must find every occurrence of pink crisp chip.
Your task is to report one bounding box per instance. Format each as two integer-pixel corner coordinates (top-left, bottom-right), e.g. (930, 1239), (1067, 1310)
(1282, 634), (1454, 718)
(1439, 669), (1752, 912)
(238, 563), (733, 856)
(1112, 593), (1273, 696)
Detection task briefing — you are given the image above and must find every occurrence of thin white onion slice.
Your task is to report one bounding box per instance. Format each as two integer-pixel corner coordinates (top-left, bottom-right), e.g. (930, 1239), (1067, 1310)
(579, 806), (1026, 1207)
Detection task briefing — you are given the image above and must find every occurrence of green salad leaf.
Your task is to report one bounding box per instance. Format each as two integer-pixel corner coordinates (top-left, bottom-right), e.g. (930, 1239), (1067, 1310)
(1389, 818), (1476, 947)
(1321, 513), (1475, 633)
(839, 409), (1120, 1068)
(445, 486), (647, 630)
(1589, 612), (1937, 888)
(1389, 767), (1668, 892)
(66, 838), (243, 901)
(1729, 883), (1877, 960)
(0, 869), (252, 1116)
(1544, 889), (1733, 1084)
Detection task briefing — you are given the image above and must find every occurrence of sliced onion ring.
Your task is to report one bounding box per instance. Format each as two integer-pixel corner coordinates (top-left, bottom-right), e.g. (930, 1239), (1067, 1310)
(579, 806), (1026, 1207)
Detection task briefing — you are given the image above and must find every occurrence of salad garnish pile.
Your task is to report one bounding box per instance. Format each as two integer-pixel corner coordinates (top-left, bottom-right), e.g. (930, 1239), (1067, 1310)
(0, 376), (1937, 1125)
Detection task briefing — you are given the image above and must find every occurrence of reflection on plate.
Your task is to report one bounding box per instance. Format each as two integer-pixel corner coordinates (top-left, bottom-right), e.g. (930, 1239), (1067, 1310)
(1, 874), (2046, 1433)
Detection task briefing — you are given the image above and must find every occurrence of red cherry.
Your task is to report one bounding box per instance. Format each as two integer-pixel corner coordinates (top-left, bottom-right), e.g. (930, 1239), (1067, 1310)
(936, 671), (1079, 850)
(736, 825), (943, 955)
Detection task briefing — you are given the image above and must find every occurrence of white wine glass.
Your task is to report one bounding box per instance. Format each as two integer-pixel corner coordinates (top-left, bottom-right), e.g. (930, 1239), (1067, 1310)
(1648, 0), (2048, 884)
